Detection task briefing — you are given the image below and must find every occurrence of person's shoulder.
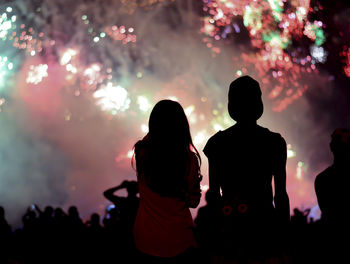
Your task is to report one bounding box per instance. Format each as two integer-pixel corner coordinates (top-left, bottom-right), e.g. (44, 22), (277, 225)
(203, 127), (233, 156)
(315, 166), (333, 185)
(258, 126), (286, 145)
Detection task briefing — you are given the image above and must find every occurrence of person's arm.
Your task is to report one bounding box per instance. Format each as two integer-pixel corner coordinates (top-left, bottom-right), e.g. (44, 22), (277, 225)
(103, 181), (129, 205)
(273, 136), (290, 224)
(186, 153), (202, 208)
(204, 136), (221, 204)
(314, 174), (327, 218)
(33, 204), (42, 215)
(208, 160), (221, 203)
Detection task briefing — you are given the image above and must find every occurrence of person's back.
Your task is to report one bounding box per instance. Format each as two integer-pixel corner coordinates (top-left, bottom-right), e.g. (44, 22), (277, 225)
(134, 149), (199, 257)
(205, 124), (285, 218)
(204, 76), (290, 261)
(133, 100), (202, 262)
(314, 128), (350, 263)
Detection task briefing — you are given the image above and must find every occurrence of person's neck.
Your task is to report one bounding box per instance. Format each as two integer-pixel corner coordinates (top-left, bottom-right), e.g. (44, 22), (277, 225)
(236, 121), (257, 128)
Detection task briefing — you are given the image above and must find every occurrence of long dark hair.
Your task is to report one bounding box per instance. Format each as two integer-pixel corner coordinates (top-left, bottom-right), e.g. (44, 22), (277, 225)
(133, 100), (201, 197)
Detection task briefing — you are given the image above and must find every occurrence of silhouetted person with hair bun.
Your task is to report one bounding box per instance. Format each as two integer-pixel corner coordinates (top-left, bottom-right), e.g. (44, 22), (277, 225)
(204, 76), (290, 263)
(133, 99), (202, 263)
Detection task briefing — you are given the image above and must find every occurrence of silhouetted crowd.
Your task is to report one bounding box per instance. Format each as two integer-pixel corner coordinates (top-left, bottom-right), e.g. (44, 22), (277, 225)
(0, 201), (341, 264)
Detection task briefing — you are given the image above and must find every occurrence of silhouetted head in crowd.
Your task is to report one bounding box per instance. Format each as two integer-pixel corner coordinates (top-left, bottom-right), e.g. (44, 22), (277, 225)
(44, 206), (54, 217)
(204, 190), (217, 206)
(90, 213), (100, 226)
(68, 206), (80, 218)
(330, 128), (350, 166)
(228, 75), (263, 124)
(54, 207), (65, 219)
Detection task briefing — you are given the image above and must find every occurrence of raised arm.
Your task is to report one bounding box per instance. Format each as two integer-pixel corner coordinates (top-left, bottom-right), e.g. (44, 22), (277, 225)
(273, 136), (290, 224)
(103, 181), (129, 205)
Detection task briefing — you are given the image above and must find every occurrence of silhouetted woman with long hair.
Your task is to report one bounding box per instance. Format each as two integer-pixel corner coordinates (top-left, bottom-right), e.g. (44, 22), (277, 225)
(133, 99), (202, 263)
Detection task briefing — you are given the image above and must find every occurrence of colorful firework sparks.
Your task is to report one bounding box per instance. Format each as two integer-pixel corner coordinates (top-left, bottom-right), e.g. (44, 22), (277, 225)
(0, 0), (348, 220)
(93, 82), (131, 114)
(104, 25), (136, 44)
(0, 97), (5, 111)
(26, 64), (48, 85)
(120, 0), (174, 13)
(0, 55), (14, 88)
(341, 46), (350, 78)
(201, 0), (330, 111)
(0, 9), (15, 40)
(81, 14), (136, 45)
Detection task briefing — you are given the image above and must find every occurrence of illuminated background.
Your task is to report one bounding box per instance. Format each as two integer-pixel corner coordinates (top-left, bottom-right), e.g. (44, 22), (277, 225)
(0, 0), (349, 227)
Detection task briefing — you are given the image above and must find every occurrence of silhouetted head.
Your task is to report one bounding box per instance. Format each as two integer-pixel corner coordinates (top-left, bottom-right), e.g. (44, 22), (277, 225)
(54, 207), (65, 218)
(205, 190), (217, 205)
(228, 75), (263, 123)
(44, 206), (54, 217)
(126, 181), (138, 197)
(68, 206), (79, 218)
(134, 99), (201, 197)
(148, 99), (192, 148)
(330, 128), (350, 163)
(91, 213), (100, 225)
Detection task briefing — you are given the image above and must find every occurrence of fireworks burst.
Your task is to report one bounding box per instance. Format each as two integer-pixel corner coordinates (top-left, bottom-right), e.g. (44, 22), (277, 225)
(93, 82), (131, 114)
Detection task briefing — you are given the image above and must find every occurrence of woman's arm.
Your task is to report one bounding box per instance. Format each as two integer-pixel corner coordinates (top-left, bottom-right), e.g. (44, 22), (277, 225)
(186, 153), (202, 208)
(273, 136), (290, 224)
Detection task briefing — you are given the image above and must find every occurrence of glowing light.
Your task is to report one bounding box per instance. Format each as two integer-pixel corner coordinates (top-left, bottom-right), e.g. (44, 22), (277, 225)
(127, 150), (134, 159)
(93, 82), (130, 113)
(213, 123), (224, 132)
(184, 105), (195, 116)
(141, 124), (148, 133)
(287, 150), (296, 158)
(60, 49), (78, 65)
(167, 96), (178, 101)
(26, 64), (48, 85)
(105, 25), (137, 44)
(310, 45), (327, 63)
(194, 131), (206, 145)
(287, 144), (296, 158)
(201, 184), (209, 192)
(0, 13), (12, 39)
(137, 96), (152, 112)
(66, 63), (77, 74)
(0, 56), (14, 88)
(296, 161), (304, 180)
(83, 63), (102, 88)
(342, 47), (350, 78)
